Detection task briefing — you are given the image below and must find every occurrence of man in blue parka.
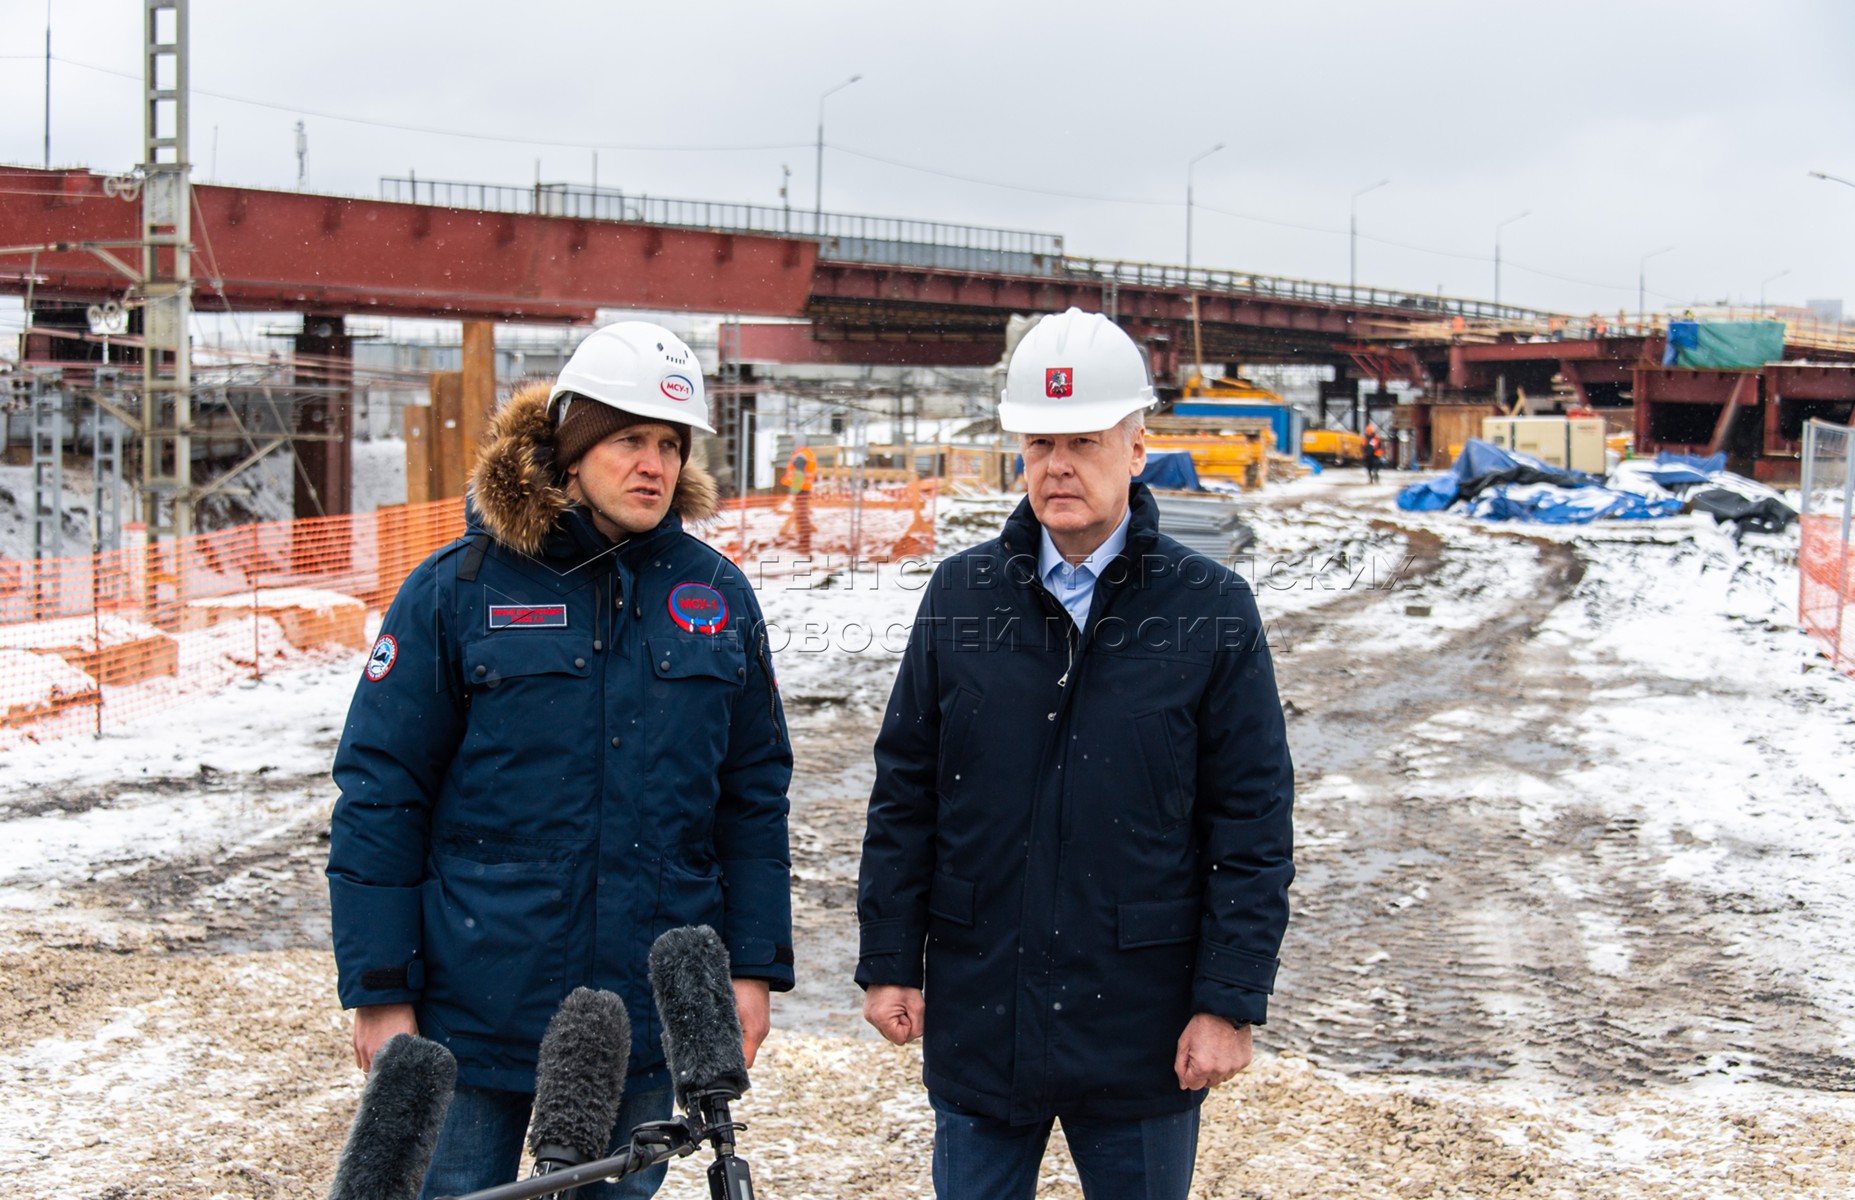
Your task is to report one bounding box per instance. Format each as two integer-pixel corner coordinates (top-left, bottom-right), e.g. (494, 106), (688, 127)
(328, 322), (793, 1199)
(857, 309), (1294, 1198)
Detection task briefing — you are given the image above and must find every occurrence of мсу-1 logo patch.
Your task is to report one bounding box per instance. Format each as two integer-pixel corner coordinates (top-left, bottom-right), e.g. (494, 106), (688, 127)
(489, 604), (568, 630)
(667, 582), (728, 635)
(365, 634), (398, 682)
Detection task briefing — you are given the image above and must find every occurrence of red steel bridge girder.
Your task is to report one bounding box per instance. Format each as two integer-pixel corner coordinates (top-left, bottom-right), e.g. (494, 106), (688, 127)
(0, 168), (818, 322)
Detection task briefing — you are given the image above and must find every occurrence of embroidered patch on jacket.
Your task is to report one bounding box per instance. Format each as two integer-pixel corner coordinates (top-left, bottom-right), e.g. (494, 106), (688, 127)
(667, 582), (729, 635)
(1045, 367), (1073, 398)
(365, 634), (398, 682)
(488, 604), (569, 630)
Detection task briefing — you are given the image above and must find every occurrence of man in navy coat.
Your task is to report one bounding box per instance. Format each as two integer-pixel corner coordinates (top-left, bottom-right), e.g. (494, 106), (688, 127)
(857, 309), (1294, 1198)
(328, 322), (793, 1199)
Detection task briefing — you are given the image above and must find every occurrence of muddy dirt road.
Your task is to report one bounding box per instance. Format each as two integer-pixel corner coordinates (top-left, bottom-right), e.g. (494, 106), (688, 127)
(2, 479), (1852, 1198)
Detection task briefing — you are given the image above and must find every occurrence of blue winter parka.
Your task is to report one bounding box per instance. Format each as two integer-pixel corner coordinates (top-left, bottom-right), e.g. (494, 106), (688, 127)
(328, 383), (793, 1093)
(856, 485), (1294, 1125)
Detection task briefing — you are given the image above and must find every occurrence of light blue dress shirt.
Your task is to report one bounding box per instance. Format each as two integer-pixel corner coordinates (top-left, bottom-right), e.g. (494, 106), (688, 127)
(1038, 507), (1132, 633)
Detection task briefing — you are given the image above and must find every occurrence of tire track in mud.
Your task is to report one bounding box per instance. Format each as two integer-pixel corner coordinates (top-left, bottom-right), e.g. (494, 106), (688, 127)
(1266, 518), (1855, 1093)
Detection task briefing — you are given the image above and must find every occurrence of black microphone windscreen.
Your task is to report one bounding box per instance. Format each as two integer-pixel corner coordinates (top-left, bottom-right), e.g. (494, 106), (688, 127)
(648, 925), (748, 1111)
(328, 1033), (457, 1200)
(527, 987), (632, 1166)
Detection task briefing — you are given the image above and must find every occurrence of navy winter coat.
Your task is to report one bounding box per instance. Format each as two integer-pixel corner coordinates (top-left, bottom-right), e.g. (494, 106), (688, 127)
(856, 485), (1293, 1124)
(328, 383), (793, 1093)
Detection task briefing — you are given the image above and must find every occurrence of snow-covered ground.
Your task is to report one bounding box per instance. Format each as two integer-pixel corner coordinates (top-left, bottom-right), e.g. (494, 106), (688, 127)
(1, 474), (1853, 1198)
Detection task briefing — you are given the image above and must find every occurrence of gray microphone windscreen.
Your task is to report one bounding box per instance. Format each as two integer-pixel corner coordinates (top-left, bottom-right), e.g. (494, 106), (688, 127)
(527, 987), (632, 1166)
(648, 925), (748, 1110)
(328, 1033), (457, 1200)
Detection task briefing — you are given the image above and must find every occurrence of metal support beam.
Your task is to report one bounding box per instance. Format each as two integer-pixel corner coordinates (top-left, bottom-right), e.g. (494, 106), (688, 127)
(31, 370), (64, 561)
(91, 367), (127, 554)
(293, 314), (354, 520)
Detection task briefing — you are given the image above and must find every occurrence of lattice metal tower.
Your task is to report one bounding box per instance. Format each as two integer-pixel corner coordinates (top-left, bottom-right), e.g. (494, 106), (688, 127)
(139, 0), (194, 538)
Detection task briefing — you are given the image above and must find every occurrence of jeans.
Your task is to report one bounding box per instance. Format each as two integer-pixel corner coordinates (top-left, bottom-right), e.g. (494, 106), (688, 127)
(930, 1093), (1200, 1200)
(418, 1081), (673, 1200)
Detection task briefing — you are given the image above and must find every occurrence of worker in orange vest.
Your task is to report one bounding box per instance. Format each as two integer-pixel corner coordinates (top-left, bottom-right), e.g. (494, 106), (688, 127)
(1364, 423), (1385, 483)
(781, 445), (817, 555)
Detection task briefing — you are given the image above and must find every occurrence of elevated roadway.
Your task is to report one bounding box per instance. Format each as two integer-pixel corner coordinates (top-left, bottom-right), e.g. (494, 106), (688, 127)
(5, 166), (1851, 484)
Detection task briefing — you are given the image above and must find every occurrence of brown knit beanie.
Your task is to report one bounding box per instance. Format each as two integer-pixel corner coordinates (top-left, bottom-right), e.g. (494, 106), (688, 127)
(551, 393), (691, 470)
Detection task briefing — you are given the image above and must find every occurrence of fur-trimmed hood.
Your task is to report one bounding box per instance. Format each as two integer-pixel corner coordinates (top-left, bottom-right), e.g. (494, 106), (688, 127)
(468, 381), (719, 556)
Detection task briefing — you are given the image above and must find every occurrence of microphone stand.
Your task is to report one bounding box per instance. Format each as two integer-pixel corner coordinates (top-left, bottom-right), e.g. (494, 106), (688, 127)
(440, 1092), (755, 1200)
(438, 1118), (699, 1200)
(691, 1089), (754, 1200)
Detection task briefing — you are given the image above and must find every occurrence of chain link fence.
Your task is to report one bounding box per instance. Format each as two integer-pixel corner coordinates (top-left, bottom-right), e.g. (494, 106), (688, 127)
(1800, 418), (1855, 674)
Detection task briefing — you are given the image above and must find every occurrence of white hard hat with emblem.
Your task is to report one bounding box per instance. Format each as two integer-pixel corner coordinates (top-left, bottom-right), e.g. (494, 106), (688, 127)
(998, 307), (1156, 434)
(549, 320), (716, 434)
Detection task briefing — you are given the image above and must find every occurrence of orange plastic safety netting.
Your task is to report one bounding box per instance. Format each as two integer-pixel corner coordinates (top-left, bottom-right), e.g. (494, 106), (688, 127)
(0, 483), (934, 745)
(1800, 515), (1854, 676)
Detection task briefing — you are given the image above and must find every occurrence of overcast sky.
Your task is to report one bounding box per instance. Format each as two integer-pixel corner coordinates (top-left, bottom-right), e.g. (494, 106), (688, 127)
(2, 0), (1852, 326)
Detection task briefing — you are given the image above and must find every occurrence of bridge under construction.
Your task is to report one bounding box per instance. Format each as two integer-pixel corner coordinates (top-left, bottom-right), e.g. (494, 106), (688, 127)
(2, 3), (1853, 540)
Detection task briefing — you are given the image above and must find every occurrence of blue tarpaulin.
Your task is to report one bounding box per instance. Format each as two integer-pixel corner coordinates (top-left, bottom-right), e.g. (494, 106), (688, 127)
(1135, 451), (1204, 491)
(1467, 485), (1685, 523)
(1398, 439), (1683, 524)
(1638, 450), (1727, 489)
(1396, 439), (1596, 512)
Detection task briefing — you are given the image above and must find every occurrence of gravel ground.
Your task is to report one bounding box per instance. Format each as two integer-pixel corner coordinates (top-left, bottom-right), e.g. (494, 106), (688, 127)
(2, 476), (1852, 1199)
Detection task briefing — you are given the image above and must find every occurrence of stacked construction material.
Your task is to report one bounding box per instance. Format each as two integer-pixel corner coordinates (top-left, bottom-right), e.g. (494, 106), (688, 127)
(1151, 490), (1256, 562)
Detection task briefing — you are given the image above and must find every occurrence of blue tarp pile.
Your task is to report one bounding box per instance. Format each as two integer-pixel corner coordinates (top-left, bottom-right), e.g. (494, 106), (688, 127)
(1135, 450), (1205, 491)
(1616, 452), (1797, 534)
(1397, 439), (1685, 524)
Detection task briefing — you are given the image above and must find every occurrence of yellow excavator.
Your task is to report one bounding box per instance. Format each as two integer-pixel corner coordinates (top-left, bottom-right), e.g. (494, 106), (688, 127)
(1301, 426), (1367, 466)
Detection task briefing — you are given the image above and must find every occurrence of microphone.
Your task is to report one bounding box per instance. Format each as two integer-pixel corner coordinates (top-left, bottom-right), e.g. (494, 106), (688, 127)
(527, 988), (631, 1177)
(328, 1033), (457, 1200)
(648, 925), (749, 1112)
(649, 926), (756, 1200)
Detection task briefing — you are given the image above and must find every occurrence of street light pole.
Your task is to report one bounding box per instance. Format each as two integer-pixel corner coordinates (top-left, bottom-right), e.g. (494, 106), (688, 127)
(1350, 179), (1388, 296)
(1639, 244), (1675, 330)
(814, 74), (861, 234)
(1494, 210), (1529, 309)
(1809, 170), (1855, 189)
(1760, 268), (1790, 316)
(1185, 142), (1223, 277)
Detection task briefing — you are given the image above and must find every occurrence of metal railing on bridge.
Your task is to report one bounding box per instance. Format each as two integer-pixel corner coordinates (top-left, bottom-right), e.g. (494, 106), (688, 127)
(376, 175), (1558, 323)
(378, 176), (1065, 275)
(1052, 256), (1555, 324)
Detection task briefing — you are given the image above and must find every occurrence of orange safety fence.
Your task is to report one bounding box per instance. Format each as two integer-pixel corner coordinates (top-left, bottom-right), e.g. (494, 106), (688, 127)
(0, 482), (935, 746)
(1800, 515), (1854, 676)
(1800, 420), (1854, 676)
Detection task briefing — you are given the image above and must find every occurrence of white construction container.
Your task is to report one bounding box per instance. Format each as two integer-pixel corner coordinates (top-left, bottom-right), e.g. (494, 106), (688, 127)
(1481, 416), (1607, 474)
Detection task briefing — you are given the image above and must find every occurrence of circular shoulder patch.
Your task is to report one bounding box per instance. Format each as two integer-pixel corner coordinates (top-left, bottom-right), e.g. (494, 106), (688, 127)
(667, 582), (729, 635)
(365, 634), (399, 681)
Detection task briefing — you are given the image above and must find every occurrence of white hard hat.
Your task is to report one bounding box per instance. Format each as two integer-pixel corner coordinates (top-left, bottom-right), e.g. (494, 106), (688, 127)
(998, 308), (1155, 434)
(548, 321), (715, 434)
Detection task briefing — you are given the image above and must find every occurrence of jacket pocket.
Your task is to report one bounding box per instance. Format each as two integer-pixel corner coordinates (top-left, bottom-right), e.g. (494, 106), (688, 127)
(464, 635), (593, 687)
(1134, 710), (1189, 831)
(936, 687), (982, 798)
(928, 873), (975, 927)
(647, 635), (746, 684)
(1117, 896), (1200, 949)
(456, 636), (598, 823)
(422, 850), (572, 1044)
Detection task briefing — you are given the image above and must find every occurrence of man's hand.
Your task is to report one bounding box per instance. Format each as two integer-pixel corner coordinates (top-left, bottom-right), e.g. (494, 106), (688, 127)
(1173, 1013), (1252, 1090)
(352, 1002), (419, 1072)
(863, 984), (926, 1046)
(733, 978), (772, 1068)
